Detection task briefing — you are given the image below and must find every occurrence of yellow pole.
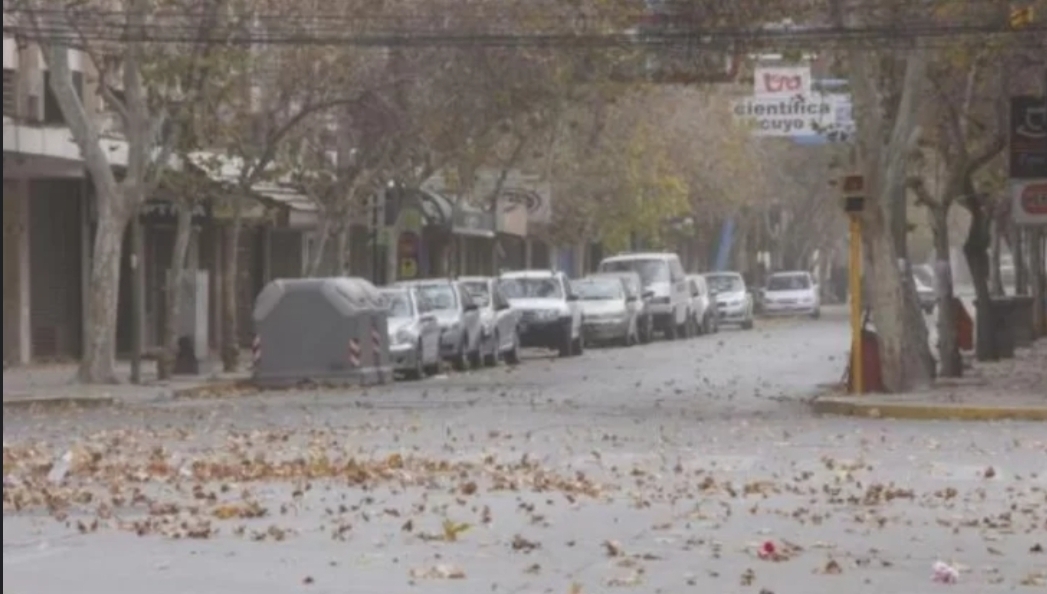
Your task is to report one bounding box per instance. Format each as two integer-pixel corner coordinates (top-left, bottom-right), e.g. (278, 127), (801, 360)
(849, 215), (864, 394)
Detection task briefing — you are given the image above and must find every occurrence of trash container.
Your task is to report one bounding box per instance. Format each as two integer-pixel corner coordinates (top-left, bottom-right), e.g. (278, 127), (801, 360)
(252, 277), (393, 387)
(1003, 296), (1035, 348)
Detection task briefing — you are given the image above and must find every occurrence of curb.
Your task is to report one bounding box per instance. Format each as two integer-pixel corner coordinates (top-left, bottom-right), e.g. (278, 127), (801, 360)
(811, 397), (1047, 422)
(171, 380), (258, 400)
(2, 396), (117, 411)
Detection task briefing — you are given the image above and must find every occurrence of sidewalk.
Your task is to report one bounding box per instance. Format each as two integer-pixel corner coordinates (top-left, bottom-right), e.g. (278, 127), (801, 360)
(813, 339), (1047, 421)
(2, 361), (249, 410)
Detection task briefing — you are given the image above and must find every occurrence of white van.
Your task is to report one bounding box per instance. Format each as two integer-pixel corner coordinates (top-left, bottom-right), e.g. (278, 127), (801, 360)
(597, 252), (690, 339)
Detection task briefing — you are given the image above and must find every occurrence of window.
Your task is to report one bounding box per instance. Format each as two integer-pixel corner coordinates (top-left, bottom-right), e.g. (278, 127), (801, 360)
(415, 283), (458, 311)
(2, 69), (14, 117)
(381, 290), (413, 318)
(42, 70), (83, 124)
(500, 277), (564, 299)
(572, 278), (623, 301)
(767, 274), (811, 291)
(460, 281), (490, 307)
(706, 274), (744, 293)
(599, 259), (670, 285)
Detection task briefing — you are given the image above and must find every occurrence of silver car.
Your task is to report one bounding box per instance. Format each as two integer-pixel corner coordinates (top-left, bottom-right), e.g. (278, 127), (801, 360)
(458, 276), (523, 366)
(590, 271), (654, 343)
(705, 271), (754, 329)
(573, 276), (641, 346)
(380, 287), (442, 379)
(687, 274), (719, 335)
(396, 279), (483, 370)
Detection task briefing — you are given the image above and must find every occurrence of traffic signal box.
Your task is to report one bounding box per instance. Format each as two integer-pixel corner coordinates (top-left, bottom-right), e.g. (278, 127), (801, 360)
(840, 174), (865, 213)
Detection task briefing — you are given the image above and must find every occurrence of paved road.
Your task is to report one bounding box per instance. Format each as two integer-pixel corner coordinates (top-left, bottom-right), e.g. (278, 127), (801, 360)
(4, 307), (1045, 594)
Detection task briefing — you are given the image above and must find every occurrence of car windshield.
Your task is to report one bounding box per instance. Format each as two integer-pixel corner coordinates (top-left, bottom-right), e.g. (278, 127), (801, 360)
(600, 259), (670, 285)
(381, 291), (413, 318)
(414, 283), (457, 311)
(706, 274), (744, 293)
(501, 277), (563, 299)
(767, 274), (810, 291)
(573, 279), (623, 301)
(460, 281), (490, 307)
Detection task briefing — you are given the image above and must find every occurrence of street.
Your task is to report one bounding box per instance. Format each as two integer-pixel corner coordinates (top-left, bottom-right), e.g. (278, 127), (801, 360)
(4, 307), (1045, 594)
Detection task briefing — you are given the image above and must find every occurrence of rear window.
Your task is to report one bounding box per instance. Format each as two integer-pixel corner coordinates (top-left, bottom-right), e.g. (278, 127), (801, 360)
(767, 274), (811, 291)
(599, 259), (670, 285)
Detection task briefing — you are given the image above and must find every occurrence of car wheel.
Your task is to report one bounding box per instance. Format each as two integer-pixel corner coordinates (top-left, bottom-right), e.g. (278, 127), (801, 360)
(558, 324), (572, 357)
(639, 317), (652, 344)
(483, 333), (499, 367)
(406, 340), (425, 380)
(572, 330), (584, 356)
(468, 338), (483, 368)
(810, 308), (821, 320)
(741, 316), (754, 330)
(451, 339), (469, 371)
(504, 332), (521, 365)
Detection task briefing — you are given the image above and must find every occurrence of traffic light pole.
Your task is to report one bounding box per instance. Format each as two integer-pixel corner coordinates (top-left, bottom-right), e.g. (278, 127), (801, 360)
(848, 214), (863, 395)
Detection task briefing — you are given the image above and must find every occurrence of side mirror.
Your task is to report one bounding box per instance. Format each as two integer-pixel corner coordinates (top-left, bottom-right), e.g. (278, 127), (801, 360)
(627, 295), (638, 302)
(566, 293), (579, 302)
(420, 313), (436, 324)
(642, 290), (655, 300)
(464, 302), (479, 312)
(496, 301), (511, 311)
(691, 290), (700, 297)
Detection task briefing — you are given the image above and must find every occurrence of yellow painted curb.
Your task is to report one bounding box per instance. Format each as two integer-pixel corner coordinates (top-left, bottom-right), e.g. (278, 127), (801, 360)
(171, 381), (257, 400)
(811, 397), (1047, 422)
(2, 396), (116, 411)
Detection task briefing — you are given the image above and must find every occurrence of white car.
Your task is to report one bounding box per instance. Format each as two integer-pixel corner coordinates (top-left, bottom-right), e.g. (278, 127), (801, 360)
(499, 270), (584, 358)
(597, 252), (690, 339)
(458, 276), (522, 366)
(762, 271), (821, 319)
(705, 271), (754, 329)
(379, 287), (442, 379)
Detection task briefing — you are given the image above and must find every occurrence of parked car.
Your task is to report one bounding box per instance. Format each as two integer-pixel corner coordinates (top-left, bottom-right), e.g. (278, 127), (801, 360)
(687, 274), (719, 334)
(499, 270), (584, 357)
(458, 276), (522, 366)
(597, 252), (690, 339)
(762, 270), (821, 318)
(705, 271), (754, 329)
(396, 279), (482, 370)
(589, 271), (654, 343)
(572, 276), (640, 346)
(912, 264), (937, 314)
(379, 287), (442, 379)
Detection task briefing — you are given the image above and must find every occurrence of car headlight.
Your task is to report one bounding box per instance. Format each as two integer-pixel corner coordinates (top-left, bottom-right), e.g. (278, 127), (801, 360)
(394, 328), (418, 345)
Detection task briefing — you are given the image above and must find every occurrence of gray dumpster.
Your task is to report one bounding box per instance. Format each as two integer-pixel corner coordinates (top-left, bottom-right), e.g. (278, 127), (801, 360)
(252, 277), (392, 387)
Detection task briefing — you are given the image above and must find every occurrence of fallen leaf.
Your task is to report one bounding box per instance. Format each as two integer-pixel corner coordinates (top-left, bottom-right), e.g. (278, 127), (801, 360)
(603, 540), (623, 557)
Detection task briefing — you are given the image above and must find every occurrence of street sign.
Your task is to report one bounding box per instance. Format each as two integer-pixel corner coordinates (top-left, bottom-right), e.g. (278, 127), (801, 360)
(1011, 179), (1047, 225)
(1009, 96), (1047, 179)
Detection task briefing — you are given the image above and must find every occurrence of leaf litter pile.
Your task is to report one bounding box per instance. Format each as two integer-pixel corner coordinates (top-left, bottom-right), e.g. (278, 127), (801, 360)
(4, 423), (1046, 590)
(3, 428), (603, 542)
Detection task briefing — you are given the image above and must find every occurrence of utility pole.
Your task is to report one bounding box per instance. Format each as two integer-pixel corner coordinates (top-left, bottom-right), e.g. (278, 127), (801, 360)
(839, 173), (866, 394)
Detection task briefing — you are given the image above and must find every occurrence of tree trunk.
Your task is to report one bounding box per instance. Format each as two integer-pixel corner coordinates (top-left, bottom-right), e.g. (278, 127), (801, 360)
(963, 199), (997, 361)
(989, 224), (1004, 296)
(1032, 229), (1046, 337)
(79, 203), (130, 383)
(158, 201), (193, 379)
(220, 204), (243, 372)
(306, 211), (333, 277)
(929, 205), (961, 377)
(1012, 229), (1028, 295)
(335, 215), (351, 276)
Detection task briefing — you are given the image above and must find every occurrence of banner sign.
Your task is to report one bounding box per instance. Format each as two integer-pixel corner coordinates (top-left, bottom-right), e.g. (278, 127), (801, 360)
(732, 95), (844, 137)
(753, 65), (812, 99)
(1009, 96), (1047, 179)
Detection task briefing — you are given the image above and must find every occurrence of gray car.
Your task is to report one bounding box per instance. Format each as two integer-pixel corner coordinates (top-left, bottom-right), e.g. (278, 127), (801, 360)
(458, 276), (522, 366)
(573, 276), (641, 346)
(396, 279), (482, 370)
(379, 287), (442, 379)
(589, 271), (654, 343)
(705, 271), (754, 330)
